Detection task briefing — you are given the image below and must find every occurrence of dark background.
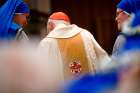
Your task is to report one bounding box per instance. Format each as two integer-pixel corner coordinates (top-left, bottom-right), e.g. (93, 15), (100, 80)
(26, 0), (121, 54)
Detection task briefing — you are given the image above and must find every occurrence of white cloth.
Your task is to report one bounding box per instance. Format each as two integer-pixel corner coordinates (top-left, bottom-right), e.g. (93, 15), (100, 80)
(15, 28), (29, 42)
(47, 24), (81, 38)
(38, 24), (111, 81)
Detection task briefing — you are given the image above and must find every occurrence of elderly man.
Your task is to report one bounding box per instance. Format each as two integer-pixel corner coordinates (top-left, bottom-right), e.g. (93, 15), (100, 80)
(39, 12), (111, 81)
(112, 0), (140, 55)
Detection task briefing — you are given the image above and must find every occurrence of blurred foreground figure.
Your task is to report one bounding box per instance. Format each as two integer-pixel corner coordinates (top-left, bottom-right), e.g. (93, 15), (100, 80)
(116, 35), (140, 93)
(0, 43), (63, 93)
(117, 62), (140, 93)
(63, 70), (119, 93)
(39, 12), (111, 81)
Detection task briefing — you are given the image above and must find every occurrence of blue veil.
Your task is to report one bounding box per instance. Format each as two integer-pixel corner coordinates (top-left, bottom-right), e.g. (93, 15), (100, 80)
(0, 0), (22, 40)
(117, 0), (140, 14)
(131, 10), (140, 27)
(64, 70), (119, 93)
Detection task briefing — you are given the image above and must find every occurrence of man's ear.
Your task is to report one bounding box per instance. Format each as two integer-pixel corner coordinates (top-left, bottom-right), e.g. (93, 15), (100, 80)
(47, 21), (55, 32)
(50, 22), (55, 29)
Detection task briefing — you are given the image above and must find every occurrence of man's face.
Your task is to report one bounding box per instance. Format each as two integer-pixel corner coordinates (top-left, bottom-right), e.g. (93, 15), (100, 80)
(115, 8), (130, 31)
(13, 13), (29, 27)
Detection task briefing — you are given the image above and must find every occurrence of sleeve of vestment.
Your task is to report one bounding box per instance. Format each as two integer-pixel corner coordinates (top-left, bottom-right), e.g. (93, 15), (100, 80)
(81, 30), (111, 71)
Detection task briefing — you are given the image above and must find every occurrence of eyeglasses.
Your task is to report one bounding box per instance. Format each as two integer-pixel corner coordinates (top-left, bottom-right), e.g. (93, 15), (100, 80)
(116, 10), (130, 18)
(116, 10), (124, 17)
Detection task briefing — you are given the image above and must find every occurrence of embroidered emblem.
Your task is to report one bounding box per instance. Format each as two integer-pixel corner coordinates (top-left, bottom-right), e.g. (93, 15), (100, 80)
(69, 59), (82, 74)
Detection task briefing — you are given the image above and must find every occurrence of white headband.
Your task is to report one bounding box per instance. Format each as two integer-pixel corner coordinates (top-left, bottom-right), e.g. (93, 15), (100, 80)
(48, 19), (70, 26)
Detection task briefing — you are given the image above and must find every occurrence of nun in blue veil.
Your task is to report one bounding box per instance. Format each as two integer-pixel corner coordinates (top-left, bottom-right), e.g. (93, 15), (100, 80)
(0, 0), (23, 40)
(9, 1), (30, 40)
(0, 0), (29, 41)
(112, 0), (140, 56)
(113, 10), (140, 65)
(121, 10), (140, 52)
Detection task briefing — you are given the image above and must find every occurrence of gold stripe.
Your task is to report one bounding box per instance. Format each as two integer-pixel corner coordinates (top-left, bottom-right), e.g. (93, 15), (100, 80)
(57, 34), (95, 80)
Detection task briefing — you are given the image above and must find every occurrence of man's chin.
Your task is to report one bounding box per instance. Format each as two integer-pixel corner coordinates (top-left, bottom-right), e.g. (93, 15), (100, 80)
(118, 24), (122, 32)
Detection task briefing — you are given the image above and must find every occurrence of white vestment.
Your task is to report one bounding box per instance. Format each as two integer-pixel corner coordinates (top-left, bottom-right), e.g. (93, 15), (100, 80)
(38, 24), (111, 82)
